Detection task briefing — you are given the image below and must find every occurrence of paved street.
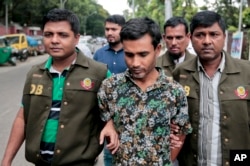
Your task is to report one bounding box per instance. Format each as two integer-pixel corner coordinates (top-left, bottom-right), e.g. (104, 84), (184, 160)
(0, 54), (104, 166)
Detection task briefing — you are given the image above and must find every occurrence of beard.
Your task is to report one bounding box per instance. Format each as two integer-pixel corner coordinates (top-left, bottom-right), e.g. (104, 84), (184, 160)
(169, 52), (182, 60)
(108, 40), (120, 47)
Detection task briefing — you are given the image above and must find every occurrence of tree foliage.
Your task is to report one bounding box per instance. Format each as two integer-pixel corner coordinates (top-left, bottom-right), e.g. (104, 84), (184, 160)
(126, 0), (250, 32)
(0, 0), (109, 36)
(127, 0), (198, 32)
(1, 0), (250, 36)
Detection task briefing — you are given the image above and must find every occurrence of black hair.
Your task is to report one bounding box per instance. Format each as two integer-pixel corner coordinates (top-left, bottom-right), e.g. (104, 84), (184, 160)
(105, 14), (126, 26)
(120, 17), (162, 49)
(190, 10), (226, 34)
(42, 8), (80, 35)
(163, 16), (189, 34)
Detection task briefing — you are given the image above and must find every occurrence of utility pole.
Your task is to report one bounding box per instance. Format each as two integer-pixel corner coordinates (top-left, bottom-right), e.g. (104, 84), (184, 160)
(60, 0), (67, 9)
(165, 0), (172, 21)
(84, 12), (96, 35)
(5, 2), (8, 34)
(132, 0), (135, 18)
(238, 0), (243, 31)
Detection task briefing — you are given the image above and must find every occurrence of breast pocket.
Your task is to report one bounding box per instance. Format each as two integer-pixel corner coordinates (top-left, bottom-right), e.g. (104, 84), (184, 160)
(64, 77), (102, 106)
(219, 85), (250, 125)
(220, 85), (250, 100)
(23, 78), (51, 97)
(178, 76), (199, 99)
(185, 85), (199, 99)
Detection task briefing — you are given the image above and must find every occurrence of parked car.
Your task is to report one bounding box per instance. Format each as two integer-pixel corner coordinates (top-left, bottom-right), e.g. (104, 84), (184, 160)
(76, 43), (93, 58)
(0, 36), (16, 66)
(4, 33), (29, 61)
(78, 37), (95, 54)
(96, 37), (107, 46)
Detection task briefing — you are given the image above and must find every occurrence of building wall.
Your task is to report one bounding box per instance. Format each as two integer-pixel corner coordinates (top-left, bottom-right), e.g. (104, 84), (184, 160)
(0, 25), (42, 36)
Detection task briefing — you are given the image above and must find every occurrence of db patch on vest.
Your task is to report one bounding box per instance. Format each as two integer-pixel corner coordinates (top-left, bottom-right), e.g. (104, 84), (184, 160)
(230, 150), (250, 166)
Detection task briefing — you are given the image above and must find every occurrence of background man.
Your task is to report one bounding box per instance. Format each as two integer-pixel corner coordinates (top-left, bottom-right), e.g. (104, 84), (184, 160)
(1, 8), (118, 166)
(98, 17), (192, 165)
(94, 14), (127, 166)
(173, 10), (250, 165)
(157, 16), (195, 76)
(94, 14), (127, 75)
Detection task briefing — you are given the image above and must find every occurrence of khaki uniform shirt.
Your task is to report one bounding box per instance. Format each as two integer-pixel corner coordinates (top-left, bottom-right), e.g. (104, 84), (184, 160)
(173, 52), (250, 166)
(22, 52), (107, 166)
(156, 50), (195, 77)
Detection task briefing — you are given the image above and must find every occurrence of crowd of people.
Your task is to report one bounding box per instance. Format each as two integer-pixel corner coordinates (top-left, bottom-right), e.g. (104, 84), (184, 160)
(1, 7), (250, 166)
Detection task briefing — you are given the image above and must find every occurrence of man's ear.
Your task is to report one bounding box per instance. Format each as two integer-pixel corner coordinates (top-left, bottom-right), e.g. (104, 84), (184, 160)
(162, 34), (166, 40)
(75, 34), (80, 45)
(75, 33), (80, 38)
(156, 43), (162, 57)
(190, 34), (193, 40)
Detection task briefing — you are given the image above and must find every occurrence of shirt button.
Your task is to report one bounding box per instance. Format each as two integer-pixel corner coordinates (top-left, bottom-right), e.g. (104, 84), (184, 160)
(66, 82), (70, 86)
(220, 91), (224, 94)
(36, 154), (40, 157)
(60, 124), (64, 128)
(193, 134), (197, 137)
(56, 149), (61, 154)
(113, 62), (116, 65)
(225, 161), (229, 165)
(223, 115), (227, 119)
(224, 138), (229, 142)
(194, 154), (197, 158)
(64, 101), (68, 105)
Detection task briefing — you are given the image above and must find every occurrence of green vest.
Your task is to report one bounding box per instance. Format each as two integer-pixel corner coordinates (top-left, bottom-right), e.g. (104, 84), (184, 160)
(22, 52), (107, 165)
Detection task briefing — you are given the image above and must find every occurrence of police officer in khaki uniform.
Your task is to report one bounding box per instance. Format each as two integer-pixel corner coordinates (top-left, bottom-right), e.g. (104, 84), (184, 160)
(1, 8), (119, 166)
(173, 10), (250, 166)
(157, 16), (195, 77)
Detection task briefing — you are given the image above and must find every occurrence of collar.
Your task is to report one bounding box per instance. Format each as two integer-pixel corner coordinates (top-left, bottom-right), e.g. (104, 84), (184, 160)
(44, 49), (89, 71)
(105, 44), (124, 52)
(44, 56), (76, 71)
(124, 67), (170, 85)
(174, 54), (186, 64)
(197, 52), (225, 73)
